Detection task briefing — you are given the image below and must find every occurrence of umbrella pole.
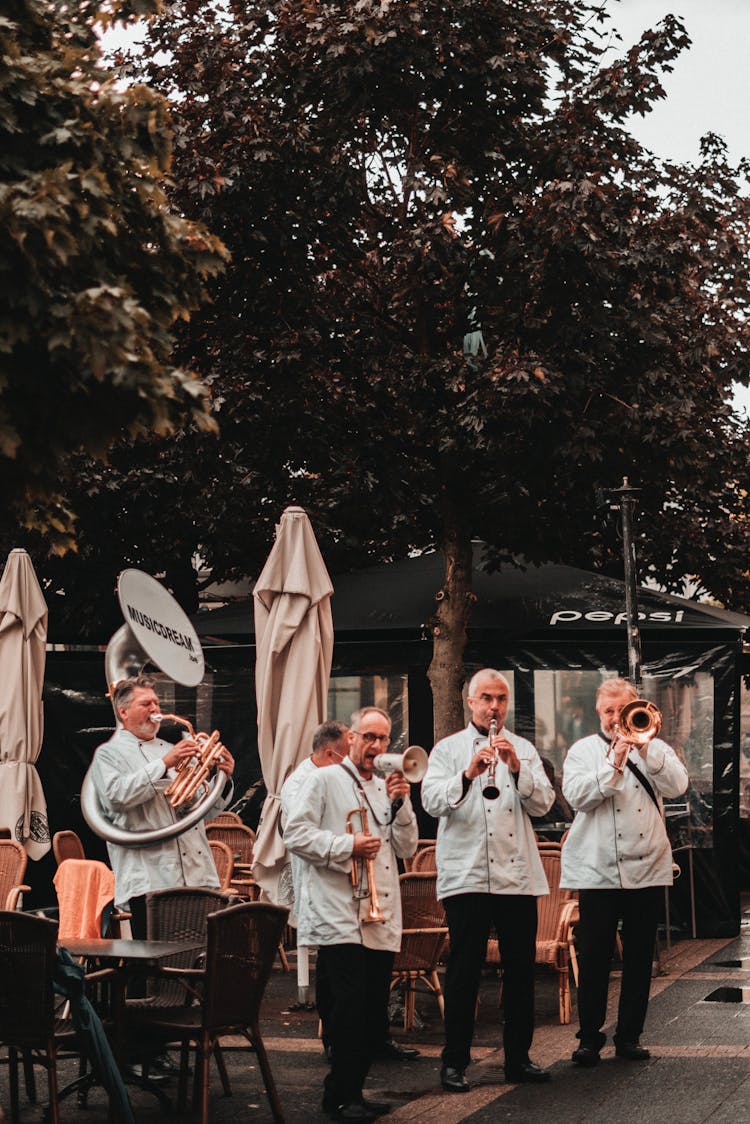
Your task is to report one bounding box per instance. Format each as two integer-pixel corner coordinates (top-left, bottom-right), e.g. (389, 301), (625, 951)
(297, 945), (311, 1005)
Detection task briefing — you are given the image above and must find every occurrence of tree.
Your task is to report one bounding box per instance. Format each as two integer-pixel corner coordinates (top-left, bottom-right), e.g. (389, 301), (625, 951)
(77, 0), (750, 734)
(0, 0), (228, 549)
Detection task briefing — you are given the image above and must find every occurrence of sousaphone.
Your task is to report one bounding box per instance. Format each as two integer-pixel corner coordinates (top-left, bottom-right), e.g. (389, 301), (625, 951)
(80, 569), (229, 846)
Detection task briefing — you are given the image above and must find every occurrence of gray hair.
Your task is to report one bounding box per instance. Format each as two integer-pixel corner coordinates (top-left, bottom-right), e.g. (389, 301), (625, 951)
(467, 669), (510, 698)
(111, 674), (157, 714)
(312, 720), (349, 754)
(596, 677), (636, 703)
(350, 706), (391, 732)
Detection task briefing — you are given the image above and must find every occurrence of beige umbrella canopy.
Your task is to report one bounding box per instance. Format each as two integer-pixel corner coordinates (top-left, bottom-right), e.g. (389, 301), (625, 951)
(0, 549), (50, 859)
(252, 507), (334, 903)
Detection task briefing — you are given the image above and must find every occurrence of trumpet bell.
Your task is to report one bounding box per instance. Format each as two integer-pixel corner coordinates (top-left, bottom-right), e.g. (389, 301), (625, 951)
(373, 745), (429, 782)
(618, 699), (662, 745)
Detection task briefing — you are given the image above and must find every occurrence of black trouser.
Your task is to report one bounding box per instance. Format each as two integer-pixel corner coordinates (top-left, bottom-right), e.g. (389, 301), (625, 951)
(575, 886), (662, 1050)
(442, 893), (537, 1072)
(317, 944), (394, 1107)
(125, 894), (148, 999)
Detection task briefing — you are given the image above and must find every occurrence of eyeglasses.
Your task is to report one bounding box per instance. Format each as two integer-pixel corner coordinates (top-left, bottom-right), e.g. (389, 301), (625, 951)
(329, 747), (347, 760)
(356, 732), (391, 746)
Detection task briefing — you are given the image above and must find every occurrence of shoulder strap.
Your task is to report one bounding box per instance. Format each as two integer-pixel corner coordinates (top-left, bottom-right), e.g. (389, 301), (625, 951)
(625, 758), (659, 809)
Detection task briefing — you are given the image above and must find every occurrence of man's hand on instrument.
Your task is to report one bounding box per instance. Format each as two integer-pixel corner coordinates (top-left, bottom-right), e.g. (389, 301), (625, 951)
(385, 772), (410, 801)
(465, 747), (494, 780)
(351, 833), (381, 859)
(214, 743), (235, 777)
(610, 734), (631, 773)
(162, 740), (198, 771)
(494, 735), (520, 773)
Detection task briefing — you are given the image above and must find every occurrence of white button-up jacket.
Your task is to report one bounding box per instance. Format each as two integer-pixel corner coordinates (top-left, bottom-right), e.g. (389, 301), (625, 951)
(284, 758), (418, 951)
(421, 724), (554, 901)
(560, 734), (688, 890)
(90, 728), (225, 908)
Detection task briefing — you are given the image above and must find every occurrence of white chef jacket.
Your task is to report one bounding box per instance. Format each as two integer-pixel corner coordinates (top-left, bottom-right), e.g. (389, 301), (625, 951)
(421, 723), (554, 900)
(90, 728), (227, 908)
(560, 734), (688, 890)
(279, 755), (318, 924)
(284, 757), (418, 951)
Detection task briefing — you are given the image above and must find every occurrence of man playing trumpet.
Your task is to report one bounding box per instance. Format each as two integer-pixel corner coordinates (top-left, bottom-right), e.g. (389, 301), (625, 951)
(561, 677), (688, 1066)
(89, 674), (235, 940)
(284, 706), (418, 1122)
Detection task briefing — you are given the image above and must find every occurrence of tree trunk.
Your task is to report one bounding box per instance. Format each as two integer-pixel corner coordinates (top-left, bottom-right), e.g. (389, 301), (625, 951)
(165, 559), (199, 617)
(427, 524), (474, 743)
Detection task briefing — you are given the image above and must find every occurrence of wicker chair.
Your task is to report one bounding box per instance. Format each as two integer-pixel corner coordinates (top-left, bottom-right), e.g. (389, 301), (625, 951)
(205, 823), (259, 898)
(403, 838), (436, 872)
(208, 840), (239, 896)
(0, 839), (31, 911)
(0, 911), (79, 1124)
(410, 846), (437, 873)
(205, 811), (246, 828)
(390, 872), (448, 1031)
(52, 830), (86, 865)
(126, 901), (289, 1123)
(143, 887), (234, 1005)
(486, 849), (577, 1024)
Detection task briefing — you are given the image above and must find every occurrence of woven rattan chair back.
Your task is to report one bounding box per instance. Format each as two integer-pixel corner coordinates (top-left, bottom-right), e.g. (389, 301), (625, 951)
(206, 811), (244, 827)
(0, 911), (67, 1122)
(208, 840), (236, 893)
(144, 887), (233, 1005)
(202, 901), (287, 1029)
(391, 873), (447, 1030)
(410, 846), (437, 873)
(52, 830), (85, 865)
(0, 839), (30, 910)
(205, 823), (255, 867)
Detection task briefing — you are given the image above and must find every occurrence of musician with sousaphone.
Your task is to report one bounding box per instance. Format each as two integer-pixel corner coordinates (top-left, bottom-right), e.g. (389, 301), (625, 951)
(561, 677), (688, 1067)
(283, 706), (420, 1122)
(82, 570), (236, 942)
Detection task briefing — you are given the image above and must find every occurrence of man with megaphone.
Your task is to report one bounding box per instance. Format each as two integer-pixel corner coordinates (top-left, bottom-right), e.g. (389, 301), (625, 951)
(285, 706), (418, 1122)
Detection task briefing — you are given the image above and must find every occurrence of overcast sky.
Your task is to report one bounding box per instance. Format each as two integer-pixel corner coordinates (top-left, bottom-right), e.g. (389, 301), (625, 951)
(601, 2), (749, 413)
(606, 0), (749, 165)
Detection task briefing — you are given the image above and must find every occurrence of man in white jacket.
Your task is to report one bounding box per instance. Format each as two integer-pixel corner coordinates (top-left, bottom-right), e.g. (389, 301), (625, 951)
(284, 706), (418, 1122)
(421, 669), (555, 1091)
(561, 677), (688, 1066)
(90, 675), (235, 937)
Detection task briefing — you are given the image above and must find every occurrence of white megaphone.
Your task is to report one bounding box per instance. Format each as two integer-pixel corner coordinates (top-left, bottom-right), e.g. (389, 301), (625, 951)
(373, 745), (429, 782)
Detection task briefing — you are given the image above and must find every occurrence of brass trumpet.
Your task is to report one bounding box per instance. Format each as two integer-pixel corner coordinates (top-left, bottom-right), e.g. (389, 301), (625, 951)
(345, 805), (384, 924)
(155, 713), (225, 809)
(609, 699), (662, 773)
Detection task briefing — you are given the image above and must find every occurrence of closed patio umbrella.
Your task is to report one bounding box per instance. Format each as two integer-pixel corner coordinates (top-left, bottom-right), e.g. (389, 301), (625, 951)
(0, 548), (50, 859)
(252, 507), (334, 906)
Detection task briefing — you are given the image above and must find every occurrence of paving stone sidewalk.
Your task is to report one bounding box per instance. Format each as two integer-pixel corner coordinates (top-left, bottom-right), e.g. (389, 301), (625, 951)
(6, 908), (750, 1123)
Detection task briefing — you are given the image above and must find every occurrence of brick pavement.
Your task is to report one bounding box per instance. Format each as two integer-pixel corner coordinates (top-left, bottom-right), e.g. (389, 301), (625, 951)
(6, 913), (750, 1122)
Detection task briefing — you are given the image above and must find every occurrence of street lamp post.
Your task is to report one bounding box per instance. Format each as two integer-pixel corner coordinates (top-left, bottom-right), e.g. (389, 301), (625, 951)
(610, 477), (643, 692)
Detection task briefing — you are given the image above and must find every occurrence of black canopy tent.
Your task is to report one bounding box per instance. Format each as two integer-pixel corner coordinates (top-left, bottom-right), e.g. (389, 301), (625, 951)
(194, 553), (750, 939)
(195, 552), (750, 644)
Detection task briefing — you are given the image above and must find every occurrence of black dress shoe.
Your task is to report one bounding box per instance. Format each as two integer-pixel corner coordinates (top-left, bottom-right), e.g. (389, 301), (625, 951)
(571, 1045), (600, 1067)
(615, 1042), (651, 1061)
(359, 1097), (391, 1114)
(440, 1066), (470, 1093)
(150, 1051), (180, 1075)
(124, 1063), (169, 1083)
(375, 1039), (420, 1061)
(504, 1060), (551, 1084)
(323, 1103), (377, 1122)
